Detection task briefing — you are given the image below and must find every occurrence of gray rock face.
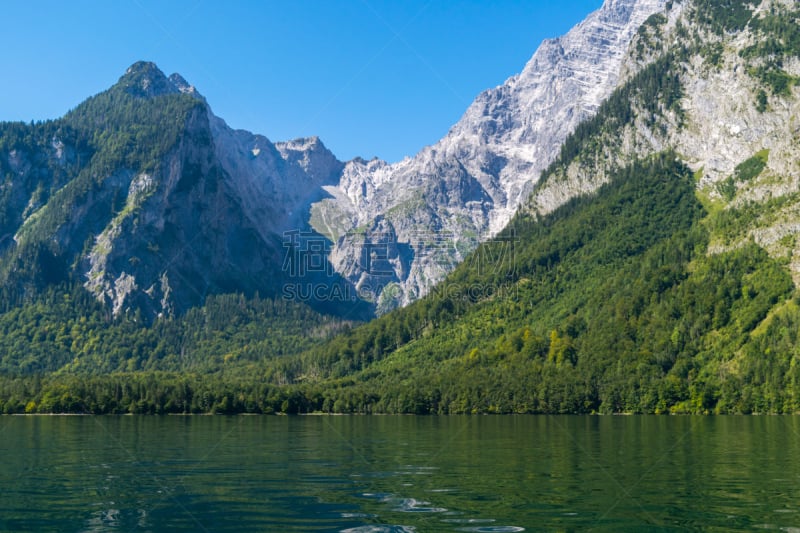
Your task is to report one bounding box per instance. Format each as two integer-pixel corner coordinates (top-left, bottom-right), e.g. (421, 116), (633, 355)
(311, 0), (667, 310)
(82, 99), (288, 317)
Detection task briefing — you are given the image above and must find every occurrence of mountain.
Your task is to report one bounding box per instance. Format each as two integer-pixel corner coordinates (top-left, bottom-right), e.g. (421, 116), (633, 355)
(0, 61), (367, 321)
(311, 0), (668, 312)
(0, 0), (671, 321)
(5, 0), (800, 416)
(261, 0), (800, 415)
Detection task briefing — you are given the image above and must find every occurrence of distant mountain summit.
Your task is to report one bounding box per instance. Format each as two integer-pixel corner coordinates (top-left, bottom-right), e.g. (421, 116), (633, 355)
(311, 0), (668, 312)
(0, 61), (364, 320)
(117, 61), (184, 98)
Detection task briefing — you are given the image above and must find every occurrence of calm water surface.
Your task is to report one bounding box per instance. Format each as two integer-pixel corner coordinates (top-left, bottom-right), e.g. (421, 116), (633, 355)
(0, 415), (799, 532)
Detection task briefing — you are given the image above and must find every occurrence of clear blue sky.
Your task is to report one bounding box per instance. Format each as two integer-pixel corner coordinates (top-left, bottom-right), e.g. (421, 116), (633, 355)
(1, 0), (602, 163)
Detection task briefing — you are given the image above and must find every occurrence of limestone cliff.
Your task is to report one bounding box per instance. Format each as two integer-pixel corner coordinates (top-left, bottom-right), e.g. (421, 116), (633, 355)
(311, 0), (669, 310)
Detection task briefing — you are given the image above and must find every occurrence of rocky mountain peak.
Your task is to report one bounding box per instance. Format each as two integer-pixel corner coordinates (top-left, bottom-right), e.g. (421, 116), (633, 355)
(528, 0), (800, 282)
(309, 0), (669, 311)
(117, 61), (181, 98)
(168, 72), (205, 101)
(118, 61), (204, 100)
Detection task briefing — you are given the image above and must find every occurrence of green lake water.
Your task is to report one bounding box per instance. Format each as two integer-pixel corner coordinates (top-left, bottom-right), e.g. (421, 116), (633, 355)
(0, 415), (798, 532)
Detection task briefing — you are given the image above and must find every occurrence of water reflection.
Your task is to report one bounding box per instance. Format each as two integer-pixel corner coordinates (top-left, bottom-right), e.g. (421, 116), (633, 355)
(0, 416), (798, 531)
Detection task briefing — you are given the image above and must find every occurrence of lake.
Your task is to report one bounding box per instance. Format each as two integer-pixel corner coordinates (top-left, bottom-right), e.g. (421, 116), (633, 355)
(0, 415), (798, 532)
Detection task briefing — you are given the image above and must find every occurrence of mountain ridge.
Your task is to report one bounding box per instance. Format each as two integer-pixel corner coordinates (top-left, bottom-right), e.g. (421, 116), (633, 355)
(1, 0), (668, 320)
(263, 0), (800, 414)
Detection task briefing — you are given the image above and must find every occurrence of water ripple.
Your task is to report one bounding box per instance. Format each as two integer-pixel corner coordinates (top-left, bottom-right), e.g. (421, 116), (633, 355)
(443, 518), (525, 532)
(393, 497), (447, 513)
(442, 518), (496, 524)
(340, 526), (416, 533)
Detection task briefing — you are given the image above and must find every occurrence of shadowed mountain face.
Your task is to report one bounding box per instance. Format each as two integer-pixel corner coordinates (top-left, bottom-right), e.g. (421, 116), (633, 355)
(0, 62), (370, 321)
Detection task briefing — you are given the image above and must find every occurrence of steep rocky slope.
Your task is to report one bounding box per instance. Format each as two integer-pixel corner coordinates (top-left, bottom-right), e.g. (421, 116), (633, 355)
(311, 0), (668, 312)
(0, 62), (363, 320)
